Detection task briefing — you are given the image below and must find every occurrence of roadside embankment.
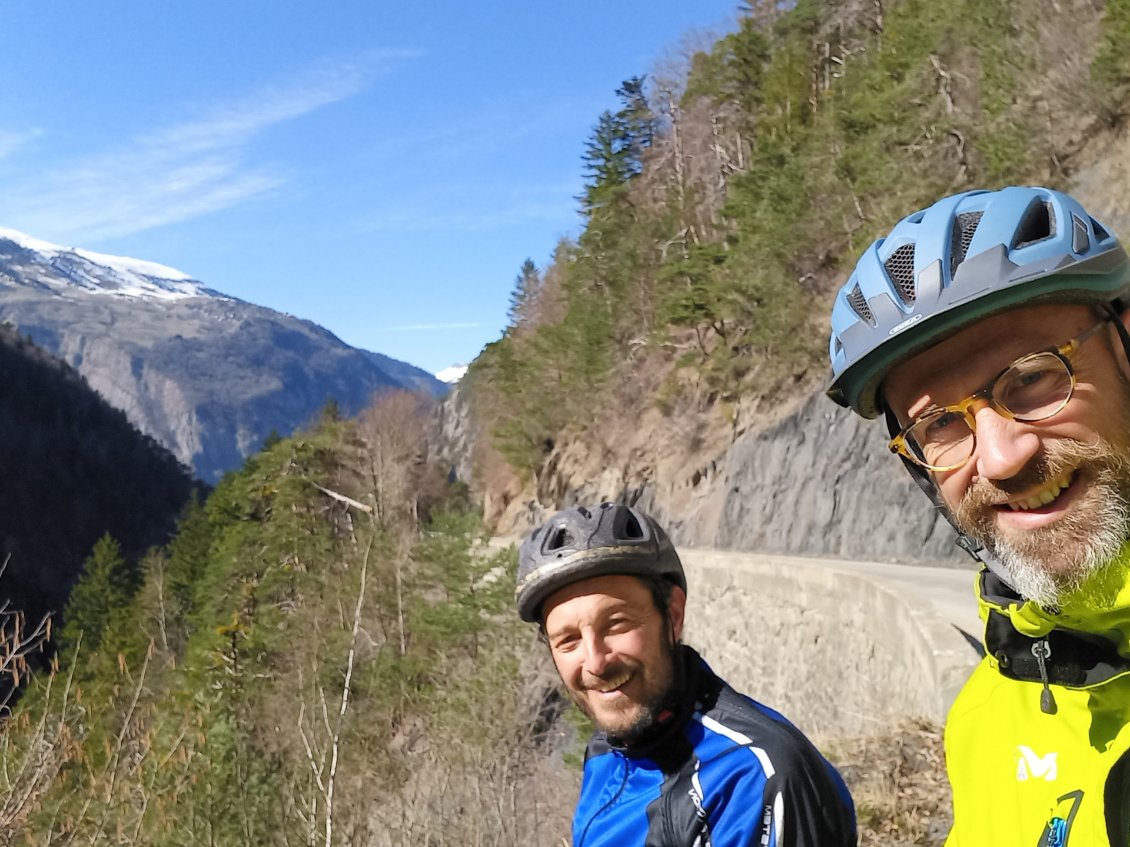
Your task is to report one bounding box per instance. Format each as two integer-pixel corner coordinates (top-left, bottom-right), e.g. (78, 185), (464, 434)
(681, 549), (981, 738)
(496, 532), (984, 740)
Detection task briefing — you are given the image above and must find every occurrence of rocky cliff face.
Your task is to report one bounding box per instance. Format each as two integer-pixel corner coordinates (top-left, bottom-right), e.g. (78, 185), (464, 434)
(429, 381), (475, 485)
(711, 392), (962, 562)
(454, 386), (965, 564)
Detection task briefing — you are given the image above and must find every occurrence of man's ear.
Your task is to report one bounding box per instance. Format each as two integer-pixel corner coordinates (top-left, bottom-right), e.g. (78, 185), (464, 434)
(667, 586), (687, 643)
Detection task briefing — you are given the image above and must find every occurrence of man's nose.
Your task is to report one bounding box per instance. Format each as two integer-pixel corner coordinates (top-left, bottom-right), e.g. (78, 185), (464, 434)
(971, 404), (1041, 481)
(581, 633), (612, 676)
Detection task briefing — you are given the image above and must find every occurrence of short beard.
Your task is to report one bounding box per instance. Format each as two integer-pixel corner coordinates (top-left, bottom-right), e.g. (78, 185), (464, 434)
(578, 630), (682, 748)
(953, 437), (1130, 607)
(598, 662), (674, 748)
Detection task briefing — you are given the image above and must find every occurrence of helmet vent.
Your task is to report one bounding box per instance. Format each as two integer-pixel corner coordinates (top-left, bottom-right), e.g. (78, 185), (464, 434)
(884, 244), (917, 305)
(620, 511), (644, 540)
(1092, 216), (1111, 242)
(547, 526), (572, 552)
(846, 284), (875, 325)
(1013, 201), (1054, 250)
(951, 211), (983, 270)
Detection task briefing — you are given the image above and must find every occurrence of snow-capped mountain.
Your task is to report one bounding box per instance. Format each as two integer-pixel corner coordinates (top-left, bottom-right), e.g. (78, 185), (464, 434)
(0, 227), (220, 301)
(435, 364), (468, 384)
(0, 227), (445, 482)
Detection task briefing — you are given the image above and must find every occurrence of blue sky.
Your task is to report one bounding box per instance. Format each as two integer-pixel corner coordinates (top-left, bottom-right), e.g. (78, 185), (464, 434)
(0, 2), (739, 376)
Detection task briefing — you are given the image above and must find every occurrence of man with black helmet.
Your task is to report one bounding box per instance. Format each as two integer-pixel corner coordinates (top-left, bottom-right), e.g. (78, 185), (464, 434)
(516, 501), (856, 847)
(827, 186), (1130, 845)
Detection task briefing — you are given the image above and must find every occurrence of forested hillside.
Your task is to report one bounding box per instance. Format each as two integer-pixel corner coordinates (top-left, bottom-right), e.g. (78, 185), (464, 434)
(466, 0), (1130, 531)
(0, 323), (193, 632)
(0, 391), (580, 845)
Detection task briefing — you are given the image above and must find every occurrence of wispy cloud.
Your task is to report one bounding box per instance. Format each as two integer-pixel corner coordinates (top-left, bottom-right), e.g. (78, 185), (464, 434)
(363, 97), (590, 165)
(0, 129), (43, 161)
(376, 322), (484, 332)
(0, 50), (420, 244)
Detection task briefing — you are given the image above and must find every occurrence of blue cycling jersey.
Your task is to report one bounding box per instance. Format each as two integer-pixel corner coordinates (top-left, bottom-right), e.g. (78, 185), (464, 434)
(572, 647), (856, 847)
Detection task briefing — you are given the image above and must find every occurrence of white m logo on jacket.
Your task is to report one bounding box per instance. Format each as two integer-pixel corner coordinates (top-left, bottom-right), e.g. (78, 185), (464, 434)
(1016, 746), (1057, 781)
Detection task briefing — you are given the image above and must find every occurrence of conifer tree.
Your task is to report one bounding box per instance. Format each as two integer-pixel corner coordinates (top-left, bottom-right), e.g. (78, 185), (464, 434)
(579, 110), (634, 218)
(615, 75), (655, 166)
(319, 397), (343, 423)
(579, 76), (656, 219)
(164, 495), (213, 649)
(57, 533), (134, 657)
(506, 259), (541, 330)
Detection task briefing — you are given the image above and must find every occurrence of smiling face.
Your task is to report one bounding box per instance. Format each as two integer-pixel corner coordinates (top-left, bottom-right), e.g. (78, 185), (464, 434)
(884, 303), (1130, 605)
(542, 573), (685, 745)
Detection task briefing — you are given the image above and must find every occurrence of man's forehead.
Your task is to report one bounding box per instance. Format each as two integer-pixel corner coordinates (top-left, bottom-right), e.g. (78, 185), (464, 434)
(883, 303), (1093, 412)
(542, 574), (651, 624)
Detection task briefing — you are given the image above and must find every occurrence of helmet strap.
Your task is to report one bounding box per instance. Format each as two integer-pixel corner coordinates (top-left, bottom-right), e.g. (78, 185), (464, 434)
(882, 406), (1015, 587)
(1103, 300), (1130, 370)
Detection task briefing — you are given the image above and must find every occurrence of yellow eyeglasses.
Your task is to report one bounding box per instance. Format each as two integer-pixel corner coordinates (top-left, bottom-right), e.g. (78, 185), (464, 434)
(889, 316), (1112, 472)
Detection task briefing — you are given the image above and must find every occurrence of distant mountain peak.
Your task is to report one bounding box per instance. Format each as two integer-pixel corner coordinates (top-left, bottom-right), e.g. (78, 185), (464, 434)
(0, 226), (222, 301)
(436, 364), (468, 384)
(0, 224), (446, 482)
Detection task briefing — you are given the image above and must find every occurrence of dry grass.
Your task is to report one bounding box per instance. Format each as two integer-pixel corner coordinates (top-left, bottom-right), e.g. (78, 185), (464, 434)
(828, 719), (952, 847)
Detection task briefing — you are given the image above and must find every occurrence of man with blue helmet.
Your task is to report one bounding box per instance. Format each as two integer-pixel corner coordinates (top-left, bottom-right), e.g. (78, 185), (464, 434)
(828, 186), (1130, 845)
(516, 502), (856, 847)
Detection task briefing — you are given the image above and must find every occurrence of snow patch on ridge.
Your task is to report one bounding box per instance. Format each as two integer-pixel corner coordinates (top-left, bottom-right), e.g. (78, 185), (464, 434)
(436, 365), (468, 384)
(0, 225), (220, 301)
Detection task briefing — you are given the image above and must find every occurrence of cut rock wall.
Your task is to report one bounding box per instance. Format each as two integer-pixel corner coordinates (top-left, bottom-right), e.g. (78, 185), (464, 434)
(476, 388), (968, 566)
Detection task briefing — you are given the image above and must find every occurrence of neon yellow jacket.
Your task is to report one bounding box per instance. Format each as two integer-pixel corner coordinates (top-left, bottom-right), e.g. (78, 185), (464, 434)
(945, 558), (1130, 846)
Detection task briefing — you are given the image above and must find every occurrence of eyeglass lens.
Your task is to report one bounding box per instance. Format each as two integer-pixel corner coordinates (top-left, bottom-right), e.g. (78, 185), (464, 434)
(909, 352), (1072, 469)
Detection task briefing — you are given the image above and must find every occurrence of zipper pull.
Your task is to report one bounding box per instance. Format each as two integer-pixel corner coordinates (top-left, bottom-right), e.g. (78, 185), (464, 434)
(1032, 639), (1058, 715)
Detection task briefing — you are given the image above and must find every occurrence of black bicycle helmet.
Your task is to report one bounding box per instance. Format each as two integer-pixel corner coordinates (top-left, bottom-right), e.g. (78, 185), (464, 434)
(515, 502), (686, 623)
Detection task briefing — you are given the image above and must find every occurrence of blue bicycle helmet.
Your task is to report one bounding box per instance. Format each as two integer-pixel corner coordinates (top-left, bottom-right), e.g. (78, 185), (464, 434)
(827, 186), (1130, 419)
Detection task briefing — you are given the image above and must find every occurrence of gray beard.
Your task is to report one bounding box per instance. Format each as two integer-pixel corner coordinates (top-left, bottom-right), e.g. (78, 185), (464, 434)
(989, 485), (1129, 607)
(953, 438), (1130, 607)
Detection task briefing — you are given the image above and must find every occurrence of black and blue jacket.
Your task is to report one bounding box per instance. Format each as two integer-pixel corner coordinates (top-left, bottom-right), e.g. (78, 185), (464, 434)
(572, 646), (856, 847)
